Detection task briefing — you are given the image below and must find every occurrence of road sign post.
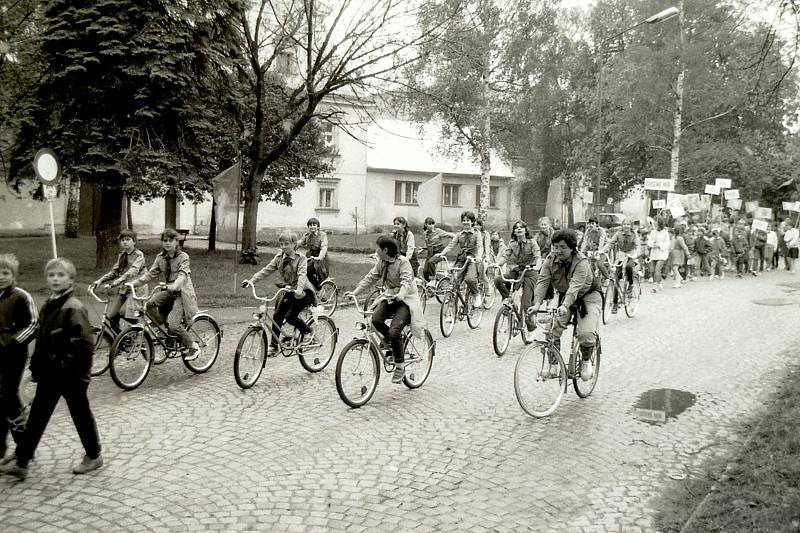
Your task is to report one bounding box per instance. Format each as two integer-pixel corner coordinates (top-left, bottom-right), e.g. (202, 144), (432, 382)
(33, 149), (62, 259)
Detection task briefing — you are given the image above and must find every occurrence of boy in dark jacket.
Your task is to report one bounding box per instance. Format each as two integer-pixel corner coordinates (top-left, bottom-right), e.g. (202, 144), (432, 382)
(0, 258), (103, 480)
(731, 229), (750, 278)
(0, 254), (38, 465)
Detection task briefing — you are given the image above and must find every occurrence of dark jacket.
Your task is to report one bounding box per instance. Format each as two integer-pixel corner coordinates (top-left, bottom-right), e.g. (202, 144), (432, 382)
(29, 288), (94, 382)
(0, 284), (38, 364)
(695, 236), (711, 254)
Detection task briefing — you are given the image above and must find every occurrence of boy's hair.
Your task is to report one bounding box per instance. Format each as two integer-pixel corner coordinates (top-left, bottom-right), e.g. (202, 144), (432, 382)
(460, 211), (476, 223)
(119, 229), (137, 242)
(279, 230), (298, 244)
(551, 229), (578, 251)
(45, 257), (77, 279)
(306, 217), (320, 227)
(161, 228), (180, 241)
(0, 253), (20, 277)
(376, 235), (399, 257)
(424, 217), (436, 226)
(588, 216), (598, 224)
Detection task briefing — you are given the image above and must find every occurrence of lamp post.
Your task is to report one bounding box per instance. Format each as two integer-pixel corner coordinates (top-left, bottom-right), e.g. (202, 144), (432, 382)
(594, 6), (679, 214)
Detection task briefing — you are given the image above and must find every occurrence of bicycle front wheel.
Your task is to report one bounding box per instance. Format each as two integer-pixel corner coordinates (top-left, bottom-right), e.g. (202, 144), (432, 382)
(184, 315), (221, 373)
(298, 315), (338, 373)
(90, 330), (114, 376)
(415, 279), (428, 313)
(317, 279), (339, 316)
(435, 276), (451, 304)
(492, 306), (513, 356)
(110, 327), (153, 391)
(466, 293), (484, 329)
(439, 293), (457, 337)
(335, 339), (380, 408)
(482, 279), (496, 309)
(514, 342), (566, 418)
(402, 329), (434, 389)
(624, 277), (641, 317)
(602, 283), (615, 324)
(234, 327), (266, 389)
(573, 339), (601, 398)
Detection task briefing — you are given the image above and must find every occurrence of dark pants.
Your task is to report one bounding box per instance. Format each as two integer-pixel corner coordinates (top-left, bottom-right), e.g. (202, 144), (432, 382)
(736, 253), (749, 274)
(698, 253), (710, 275)
(16, 377), (101, 467)
(616, 258), (634, 285)
(306, 258), (329, 290)
(271, 289), (314, 345)
(0, 355), (27, 456)
(371, 299), (411, 363)
(146, 290), (192, 349)
(105, 293), (129, 331)
(422, 254), (442, 282)
(751, 246), (765, 272)
(493, 269), (536, 309)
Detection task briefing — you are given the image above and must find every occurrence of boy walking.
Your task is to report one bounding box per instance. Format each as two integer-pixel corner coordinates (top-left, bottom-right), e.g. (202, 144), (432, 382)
(0, 254), (38, 465)
(0, 258), (102, 480)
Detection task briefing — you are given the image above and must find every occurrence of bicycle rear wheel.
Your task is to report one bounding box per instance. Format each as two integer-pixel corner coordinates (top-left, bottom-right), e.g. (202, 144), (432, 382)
(402, 329), (435, 389)
(298, 315), (337, 372)
(90, 330), (114, 376)
(624, 277), (641, 317)
(335, 339), (380, 408)
(466, 292), (484, 329)
(482, 278), (496, 309)
(435, 276), (451, 304)
(602, 283), (615, 324)
(234, 326), (267, 389)
(573, 340), (601, 398)
(492, 306), (513, 356)
(439, 292), (457, 337)
(109, 327), (153, 391)
(183, 315), (221, 373)
(317, 279), (339, 316)
(415, 279), (428, 313)
(514, 342), (566, 418)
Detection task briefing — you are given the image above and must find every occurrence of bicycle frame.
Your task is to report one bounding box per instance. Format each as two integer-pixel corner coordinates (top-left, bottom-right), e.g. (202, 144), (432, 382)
(244, 284), (297, 348)
(532, 308), (586, 382)
(498, 266), (536, 323)
(347, 293), (403, 371)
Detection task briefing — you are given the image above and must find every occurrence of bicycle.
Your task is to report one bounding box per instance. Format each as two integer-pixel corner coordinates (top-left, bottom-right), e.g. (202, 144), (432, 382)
(108, 283), (222, 390)
(439, 257), (485, 337)
(87, 285), (137, 376)
(514, 307), (601, 418)
(492, 266), (536, 356)
(306, 257), (339, 316)
(233, 283), (338, 389)
(481, 261), (498, 309)
(602, 256), (642, 322)
(334, 294), (435, 408)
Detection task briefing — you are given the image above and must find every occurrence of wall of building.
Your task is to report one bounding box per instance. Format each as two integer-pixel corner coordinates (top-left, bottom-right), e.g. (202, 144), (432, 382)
(0, 183), (66, 233)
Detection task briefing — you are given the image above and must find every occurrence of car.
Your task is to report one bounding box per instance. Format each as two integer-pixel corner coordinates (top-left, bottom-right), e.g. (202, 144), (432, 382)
(596, 213), (626, 229)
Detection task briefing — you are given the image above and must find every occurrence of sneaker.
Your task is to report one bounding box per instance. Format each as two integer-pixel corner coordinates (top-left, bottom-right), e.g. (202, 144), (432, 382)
(0, 452), (14, 467)
(391, 363), (405, 384)
(73, 454), (104, 475)
(658, 283), (663, 290)
(737, 273), (743, 278)
(672, 283), (681, 288)
(691, 276), (698, 281)
(750, 270), (757, 277)
(0, 460), (28, 480)
(720, 274), (725, 279)
(647, 277), (653, 283)
(651, 285), (657, 293)
(580, 360), (594, 381)
(473, 294), (483, 308)
(626, 288), (634, 300)
(267, 344), (279, 357)
(611, 305), (619, 314)
(183, 343), (201, 362)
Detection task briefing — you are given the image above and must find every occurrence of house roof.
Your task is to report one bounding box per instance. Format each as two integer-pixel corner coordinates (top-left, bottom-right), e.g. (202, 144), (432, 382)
(366, 119), (515, 178)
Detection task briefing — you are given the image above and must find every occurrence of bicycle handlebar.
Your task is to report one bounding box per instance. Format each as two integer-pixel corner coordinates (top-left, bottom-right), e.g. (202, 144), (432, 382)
(243, 282), (291, 303)
(87, 285), (109, 304)
(499, 265), (537, 283)
(124, 282), (167, 301)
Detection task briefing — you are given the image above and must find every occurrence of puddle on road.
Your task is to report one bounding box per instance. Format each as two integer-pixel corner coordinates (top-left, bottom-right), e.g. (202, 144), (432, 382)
(633, 388), (696, 425)
(752, 298), (796, 306)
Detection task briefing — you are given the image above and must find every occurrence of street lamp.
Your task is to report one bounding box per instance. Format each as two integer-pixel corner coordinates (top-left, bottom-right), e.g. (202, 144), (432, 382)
(594, 6), (679, 214)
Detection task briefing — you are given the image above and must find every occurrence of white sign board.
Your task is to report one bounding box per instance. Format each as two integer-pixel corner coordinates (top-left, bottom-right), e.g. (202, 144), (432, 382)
(715, 178), (732, 189)
(724, 189), (740, 200)
(727, 198), (743, 209)
(752, 219), (768, 232)
(652, 199), (666, 208)
(745, 201), (759, 213)
(644, 178), (675, 191)
(754, 207), (773, 219)
(704, 184), (719, 195)
(795, 201), (800, 212)
(686, 193), (702, 212)
(783, 201), (795, 211)
(670, 205), (686, 218)
(666, 192), (683, 208)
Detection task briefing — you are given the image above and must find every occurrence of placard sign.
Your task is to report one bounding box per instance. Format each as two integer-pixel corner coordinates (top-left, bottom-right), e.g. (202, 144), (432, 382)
(745, 201), (759, 213)
(670, 205), (686, 218)
(715, 178), (732, 189)
(754, 207), (773, 219)
(644, 178), (675, 191)
(727, 198), (743, 209)
(686, 193), (702, 212)
(795, 201), (800, 212)
(752, 219), (768, 232)
(700, 194), (711, 210)
(783, 201), (795, 211)
(724, 189), (740, 200)
(652, 199), (666, 208)
(704, 184), (719, 195)
(666, 192), (683, 208)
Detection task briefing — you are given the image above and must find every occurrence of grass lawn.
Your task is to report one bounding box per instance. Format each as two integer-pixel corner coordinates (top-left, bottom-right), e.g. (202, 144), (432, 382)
(654, 357), (800, 532)
(1, 236), (374, 308)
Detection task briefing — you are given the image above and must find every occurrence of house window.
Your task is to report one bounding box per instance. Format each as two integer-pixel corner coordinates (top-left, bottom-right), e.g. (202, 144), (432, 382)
(319, 187), (334, 208)
(475, 185), (499, 208)
(322, 122), (336, 150)
(442, 184), (460, 207)
(276, 50), (295, 75)
(395, 181), (419, 205)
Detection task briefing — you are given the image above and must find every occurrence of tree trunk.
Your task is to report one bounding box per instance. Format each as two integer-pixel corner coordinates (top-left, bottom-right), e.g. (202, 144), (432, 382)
(125, 195), (133, 230)
(96, 187), (123, 268)
(670, 0), (685, 186)
(165, 192), (178, 229)
(64, 174), (81, 238)
(240, 171), (261, 263)
(208, 198), (217, 252)
(478, 69), (492, 222)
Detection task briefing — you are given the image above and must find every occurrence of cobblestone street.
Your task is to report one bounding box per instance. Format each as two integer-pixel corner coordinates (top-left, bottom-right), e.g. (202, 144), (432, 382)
(1, 272), (798, 532)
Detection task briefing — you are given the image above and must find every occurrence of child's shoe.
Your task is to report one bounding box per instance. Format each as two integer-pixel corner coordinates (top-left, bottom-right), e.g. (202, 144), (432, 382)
(73, 454), (104, 475)
(391, 363), (405, 384)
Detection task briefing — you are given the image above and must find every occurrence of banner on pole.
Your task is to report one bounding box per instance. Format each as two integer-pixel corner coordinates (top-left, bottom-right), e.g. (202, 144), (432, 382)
(727, 198), (743, 209)
(724, 189), (739, 200)
(212, 162), (241, 242)
(652, 199), (666, 208)
(644, 178), (675, 191)
(700, 194), (711, 210)
(754, 207), (773, 219)
(752, 219), (768, 232)
(704, 184), (719, 195)
(715, 178), (732, 189)
(745, 200), (759, 213)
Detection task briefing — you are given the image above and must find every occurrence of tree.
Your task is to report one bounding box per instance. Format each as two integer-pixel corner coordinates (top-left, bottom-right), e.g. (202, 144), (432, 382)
(235, 0), (429, 257)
